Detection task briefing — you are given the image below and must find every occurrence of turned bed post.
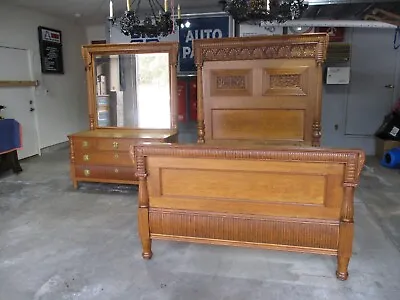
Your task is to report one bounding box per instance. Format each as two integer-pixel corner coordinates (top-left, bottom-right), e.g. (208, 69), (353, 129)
(195, 46), (205, 143)
(130, 145), (152, 259)
(336, 153), (364, 280)
(313, 37), (327, 147)
(336, 184), (355, 280)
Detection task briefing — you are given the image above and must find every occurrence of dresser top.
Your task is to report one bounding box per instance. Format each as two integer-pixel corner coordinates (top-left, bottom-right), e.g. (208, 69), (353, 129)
(69, 129), (177, 139)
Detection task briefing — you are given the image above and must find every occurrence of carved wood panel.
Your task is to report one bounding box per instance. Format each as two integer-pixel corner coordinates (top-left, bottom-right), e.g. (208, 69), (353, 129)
(210, 69), (252, 97)
(263, 67), (309, 96)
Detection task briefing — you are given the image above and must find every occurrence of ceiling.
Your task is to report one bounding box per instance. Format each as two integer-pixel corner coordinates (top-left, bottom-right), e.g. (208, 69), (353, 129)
(2, 0), (222, 25)
(3, 0), (400, 26)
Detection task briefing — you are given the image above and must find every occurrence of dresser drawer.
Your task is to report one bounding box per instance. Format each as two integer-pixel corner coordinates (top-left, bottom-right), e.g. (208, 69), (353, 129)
(96, 139), (133, 151)
(72, 138), (97, 151)
(74, 151), (134, 166)
(75, 165), (106, 179)
(106, 166), (137, 181)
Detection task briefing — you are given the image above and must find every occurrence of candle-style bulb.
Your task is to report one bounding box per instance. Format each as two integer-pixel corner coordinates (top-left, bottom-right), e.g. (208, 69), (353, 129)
(127, 0), (131, 11)
(177, 4), (181, 19)
(109, 0), (113, 18)
(164, 0), (168, 12)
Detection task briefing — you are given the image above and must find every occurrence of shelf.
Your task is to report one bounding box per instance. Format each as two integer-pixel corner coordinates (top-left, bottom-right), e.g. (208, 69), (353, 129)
(0, 80), (39, 88)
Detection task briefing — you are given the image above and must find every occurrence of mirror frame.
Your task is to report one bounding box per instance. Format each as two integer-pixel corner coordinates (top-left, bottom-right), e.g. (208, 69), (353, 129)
(81, 42), (179, 131)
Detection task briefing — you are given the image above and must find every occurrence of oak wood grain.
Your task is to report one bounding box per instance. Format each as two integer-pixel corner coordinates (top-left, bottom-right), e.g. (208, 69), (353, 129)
(194, 34), (329, 146)
(134, 143), (365, 281)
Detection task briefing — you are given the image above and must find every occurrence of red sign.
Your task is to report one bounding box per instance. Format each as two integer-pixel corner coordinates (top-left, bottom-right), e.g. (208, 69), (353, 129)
(189, 78), (198, 121)
(316, 27), (345, 42)
(177, 79), (187, 122)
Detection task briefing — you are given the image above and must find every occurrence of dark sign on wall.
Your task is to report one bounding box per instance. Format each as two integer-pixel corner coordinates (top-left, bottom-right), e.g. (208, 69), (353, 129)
(38, 26), (64, 74)
(178, 16), (230, 73)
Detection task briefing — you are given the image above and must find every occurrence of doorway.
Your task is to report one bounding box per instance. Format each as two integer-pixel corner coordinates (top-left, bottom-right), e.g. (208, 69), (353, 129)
(0, 46), (40, 159)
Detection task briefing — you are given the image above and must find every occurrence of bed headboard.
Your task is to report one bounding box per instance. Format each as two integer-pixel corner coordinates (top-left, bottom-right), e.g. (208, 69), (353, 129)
(193, 33), (329, 146)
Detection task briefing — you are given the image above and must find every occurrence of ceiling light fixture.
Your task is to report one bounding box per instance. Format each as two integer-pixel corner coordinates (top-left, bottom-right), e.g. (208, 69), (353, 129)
(108, 0), (182, 39)
(219, 0), (309, 24)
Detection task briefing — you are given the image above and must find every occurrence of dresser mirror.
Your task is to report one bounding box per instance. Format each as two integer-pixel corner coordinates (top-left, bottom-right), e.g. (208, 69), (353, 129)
(94, 52), (171, 129)
(81, 42), (178, 131)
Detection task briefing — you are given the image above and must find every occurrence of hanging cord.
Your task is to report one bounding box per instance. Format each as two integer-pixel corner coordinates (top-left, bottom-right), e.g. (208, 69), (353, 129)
(394, 26), (400, 50)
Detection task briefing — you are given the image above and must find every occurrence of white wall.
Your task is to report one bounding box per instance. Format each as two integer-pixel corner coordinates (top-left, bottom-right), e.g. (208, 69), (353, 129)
(85, 25), (106, 43)
(321, 27), (400, 155)
(0, 3), (88, 149)
(239, 24), (400, 155)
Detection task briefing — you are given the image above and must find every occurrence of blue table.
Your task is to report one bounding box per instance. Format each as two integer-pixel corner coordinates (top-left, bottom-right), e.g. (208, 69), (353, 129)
(0, 119), (22, 175)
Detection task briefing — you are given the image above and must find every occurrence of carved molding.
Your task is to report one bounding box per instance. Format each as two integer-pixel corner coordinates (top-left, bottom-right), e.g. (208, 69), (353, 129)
(194, 34), (329, 66)
(134, 144), (365, 185)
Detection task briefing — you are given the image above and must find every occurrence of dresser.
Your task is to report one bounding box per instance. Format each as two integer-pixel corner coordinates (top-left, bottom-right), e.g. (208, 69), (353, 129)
(68, 42), (179, 188)
(68, 129), (177, 188)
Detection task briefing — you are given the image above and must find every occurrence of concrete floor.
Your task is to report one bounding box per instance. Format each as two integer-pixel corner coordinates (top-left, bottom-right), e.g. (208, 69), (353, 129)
(1, 144), (400, 300)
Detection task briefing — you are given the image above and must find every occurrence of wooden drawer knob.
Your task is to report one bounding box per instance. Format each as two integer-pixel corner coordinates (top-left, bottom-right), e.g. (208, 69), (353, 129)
(114, 168), (119, 173)
(113, 141), (119, 149)
(82, 141), (89, 148)
(83, 154), (89, 161)
(84, 169), (90, 176)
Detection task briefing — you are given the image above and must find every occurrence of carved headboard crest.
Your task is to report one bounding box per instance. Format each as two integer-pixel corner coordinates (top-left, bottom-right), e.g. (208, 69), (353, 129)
(194, 33), (329, 67)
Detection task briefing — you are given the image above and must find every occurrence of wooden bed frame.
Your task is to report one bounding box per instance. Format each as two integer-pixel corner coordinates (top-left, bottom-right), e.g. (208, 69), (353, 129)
(193, 34), (329, 146)
(132, 143), (365, 280)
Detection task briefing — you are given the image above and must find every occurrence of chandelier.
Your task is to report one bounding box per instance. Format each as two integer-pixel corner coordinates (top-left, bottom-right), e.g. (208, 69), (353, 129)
(219, 0), (309, 24)
(108, 0), (182, 39)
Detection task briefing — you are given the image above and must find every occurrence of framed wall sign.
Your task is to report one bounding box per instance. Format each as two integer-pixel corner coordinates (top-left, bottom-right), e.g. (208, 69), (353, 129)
(178, 15), (233, 74)
(38, 26), (64, 74)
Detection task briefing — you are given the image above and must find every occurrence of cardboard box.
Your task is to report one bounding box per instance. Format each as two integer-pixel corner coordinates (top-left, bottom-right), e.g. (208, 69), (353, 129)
(375, 138), (400, 159)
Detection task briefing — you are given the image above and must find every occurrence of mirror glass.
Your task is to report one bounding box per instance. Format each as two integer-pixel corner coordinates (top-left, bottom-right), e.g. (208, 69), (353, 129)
(94, 52), (171, 129)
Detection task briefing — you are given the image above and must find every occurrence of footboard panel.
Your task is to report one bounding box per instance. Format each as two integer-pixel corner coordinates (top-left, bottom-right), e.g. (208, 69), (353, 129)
(133, 144), (365, 280)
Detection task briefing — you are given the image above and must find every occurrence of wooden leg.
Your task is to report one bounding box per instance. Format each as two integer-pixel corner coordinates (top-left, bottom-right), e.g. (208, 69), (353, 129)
(141, 237), (153, 260)
(72, 180), (78, 189)
(136, 151), (152, 259)
(138, 207), (152, 259)
(336, 256), (350, 281)
(10, 151), (22, 173)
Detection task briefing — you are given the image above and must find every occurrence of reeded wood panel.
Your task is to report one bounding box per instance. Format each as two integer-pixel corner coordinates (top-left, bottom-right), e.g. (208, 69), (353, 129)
(194, 34), (329, 146)
(134, 143), (366, 280)
(149, 209), (340, 253)
(211, 109), (305, 141)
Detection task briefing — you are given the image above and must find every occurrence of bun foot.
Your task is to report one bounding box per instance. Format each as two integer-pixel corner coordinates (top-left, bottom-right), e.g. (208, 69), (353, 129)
(142, 251), (153, 260)
(336, 271), (348, 281)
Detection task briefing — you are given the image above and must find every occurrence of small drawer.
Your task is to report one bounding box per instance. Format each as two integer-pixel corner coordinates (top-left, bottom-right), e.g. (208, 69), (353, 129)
(75, 152), (134, 166)
(75, 165), (106, 179)
(105, 166), (137, 181)
(96, 139), (133, 151)
(72, 138), (96, 151)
